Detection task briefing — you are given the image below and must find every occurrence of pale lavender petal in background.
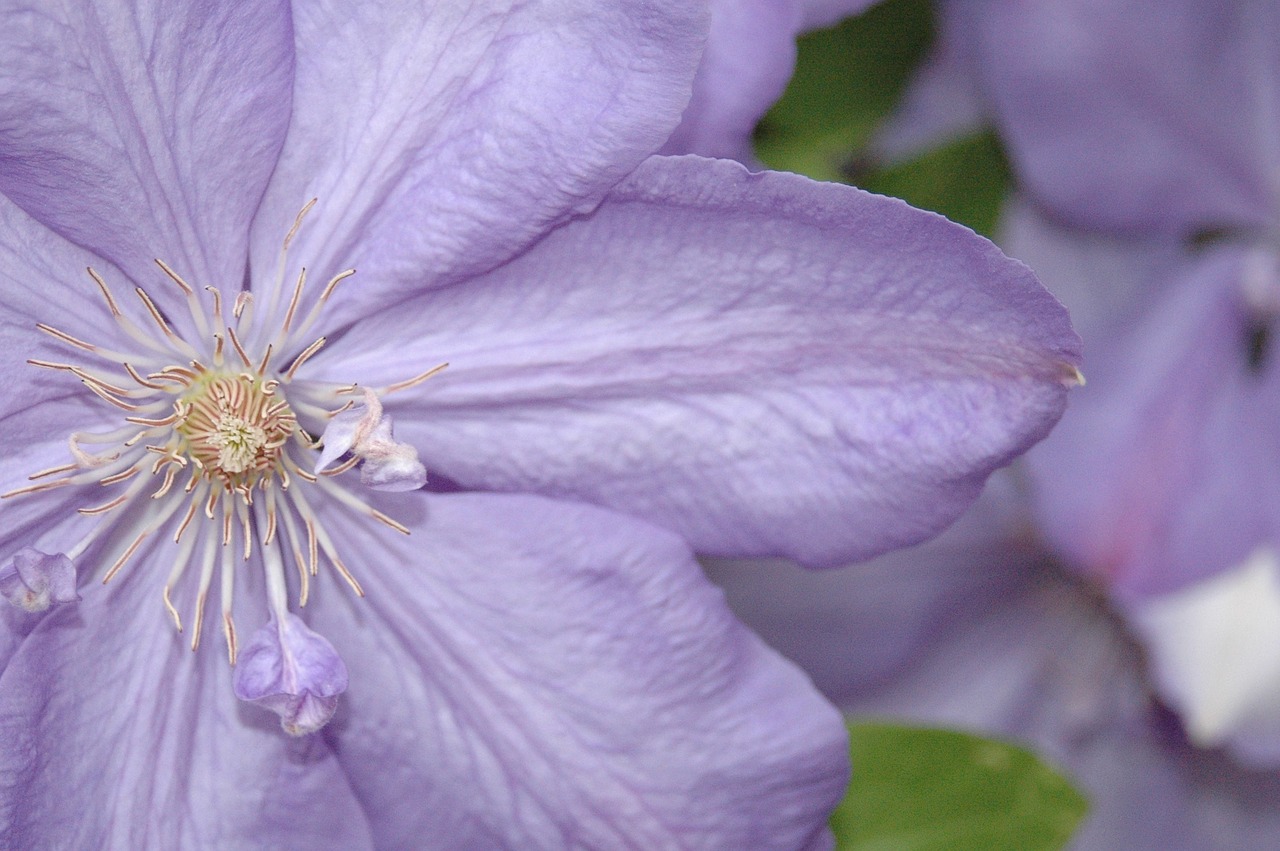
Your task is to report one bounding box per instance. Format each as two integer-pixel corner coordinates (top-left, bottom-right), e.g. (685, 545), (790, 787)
(310, 491), (848, 850)
(800, 0), (880, 30)
(1132, 549), (1280, 767)
(870, 0), (986, 164)
(1028, 246), (1280, 599)
(661, 0), (802, 162)
(249, 0), (707, 328)
(308, 156), (1080, 567)
(0, 0), (295, 319)
(665, 0), (880, 163)
(973, 0), (1280, 236)
(707, 476), (1280, 850)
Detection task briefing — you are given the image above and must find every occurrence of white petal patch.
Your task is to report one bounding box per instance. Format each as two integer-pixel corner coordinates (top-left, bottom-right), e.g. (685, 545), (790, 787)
(1133, 547), (1280, 765)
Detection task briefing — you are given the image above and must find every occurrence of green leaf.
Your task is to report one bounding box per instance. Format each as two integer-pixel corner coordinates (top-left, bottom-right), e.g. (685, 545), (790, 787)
(754, 0), (934, 182)
(858, 130), (1013, 238)
(831, 721), (1089, 851)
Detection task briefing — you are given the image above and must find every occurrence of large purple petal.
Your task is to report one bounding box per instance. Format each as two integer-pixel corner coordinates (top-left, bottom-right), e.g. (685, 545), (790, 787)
(247, 0), (706, 323)
(1028, 245), (1280, 599)
(309, 490), (847, 849)
(0, 539), (374, 849)
(0, 1), (294, 317)
(309, 156), (1081, 566)
(974, 0), (1279, 236)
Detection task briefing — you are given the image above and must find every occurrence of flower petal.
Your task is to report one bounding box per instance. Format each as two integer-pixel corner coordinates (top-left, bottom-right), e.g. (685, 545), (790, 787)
(707, 477), (1222, 849)
(0, 541), (374, 849)
(311, 156), (1081, 566)
(248, 0), (706, 322)
(1131, 546), (1280, 767)
(870, 0), (986, 163)
(1028, 244), (1280, 598)
(0, 0), (295, 310)
(975, 0), (1278, 235)
(661, 0), (802, 162)
(800, 0), (880, 30)
(309, 490), (848, 850)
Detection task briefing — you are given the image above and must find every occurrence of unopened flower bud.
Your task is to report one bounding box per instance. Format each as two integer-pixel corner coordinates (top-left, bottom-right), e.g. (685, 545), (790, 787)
(233, 613), (348, 735)
(0, 548), (78, 612)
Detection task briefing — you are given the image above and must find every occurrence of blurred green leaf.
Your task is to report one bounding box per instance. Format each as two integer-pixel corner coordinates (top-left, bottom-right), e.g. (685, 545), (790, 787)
(859, 130), (1012, 238)
(831, 721), (1089, 851)
(754, 0), (934, 181)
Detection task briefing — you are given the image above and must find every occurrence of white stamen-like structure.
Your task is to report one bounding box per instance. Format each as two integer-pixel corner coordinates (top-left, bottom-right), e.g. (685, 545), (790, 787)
(3, 201), (445, 666)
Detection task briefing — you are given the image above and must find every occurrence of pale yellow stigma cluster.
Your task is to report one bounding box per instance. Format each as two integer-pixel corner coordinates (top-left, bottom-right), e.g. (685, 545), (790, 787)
(3, 202), (444, 665)
(178, 374), (294, 483)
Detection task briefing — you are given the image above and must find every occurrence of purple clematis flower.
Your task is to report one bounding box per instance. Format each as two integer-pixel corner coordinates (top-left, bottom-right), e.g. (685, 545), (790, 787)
(0, 0), (1080, 846)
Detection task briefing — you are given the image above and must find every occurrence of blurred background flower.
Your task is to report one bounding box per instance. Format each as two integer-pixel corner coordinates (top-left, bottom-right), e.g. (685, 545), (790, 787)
(706, 0), (1280, 846)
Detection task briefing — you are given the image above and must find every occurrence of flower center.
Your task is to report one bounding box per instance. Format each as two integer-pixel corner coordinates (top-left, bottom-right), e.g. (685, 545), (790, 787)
(3, 200), (444, 676)
(177, 373), (295, 483)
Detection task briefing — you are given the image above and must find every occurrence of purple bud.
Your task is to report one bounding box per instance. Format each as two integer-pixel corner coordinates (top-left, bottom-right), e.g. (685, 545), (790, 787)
(0, 548), (78, 612)
(233, 612), (348, 735)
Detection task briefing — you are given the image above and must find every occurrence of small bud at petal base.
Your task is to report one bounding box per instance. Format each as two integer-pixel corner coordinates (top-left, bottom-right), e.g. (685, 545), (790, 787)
(233, 613), (348, 735)
(0, 548), (79, 613)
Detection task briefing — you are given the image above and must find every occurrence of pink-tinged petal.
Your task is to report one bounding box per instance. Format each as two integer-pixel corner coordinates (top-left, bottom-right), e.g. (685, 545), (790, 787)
(974, 0), (1279, 236)
(311, 156), (1081, 566)
(662, 0), (802, 162)
(1029, 245), (1280, 599)
(248, 0), (706, 323)
(0, 0), (294, 316)
(0, 541), (374, 849)
(309, 491), (848, 850)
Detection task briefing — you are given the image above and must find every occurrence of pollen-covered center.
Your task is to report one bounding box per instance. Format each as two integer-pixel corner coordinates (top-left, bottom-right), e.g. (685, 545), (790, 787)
(176, 373), (297, 485)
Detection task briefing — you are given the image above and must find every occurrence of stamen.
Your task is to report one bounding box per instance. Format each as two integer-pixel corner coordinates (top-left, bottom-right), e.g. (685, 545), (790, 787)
(381, 362), (449, 396)
(87, 267), (123, 316)
(227, 327), (253, 369)
(78, 494), (130, 516)
(37, 323), (98, 353)
(284, 337), (326, 380)
(124, 362), (167, 390)
(133, 287), (195, 358)
(281, 269), (306, 334)
(27, 462), (80, 481)
(191, 532), (219, 652)
(153, 258), (195, 296)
